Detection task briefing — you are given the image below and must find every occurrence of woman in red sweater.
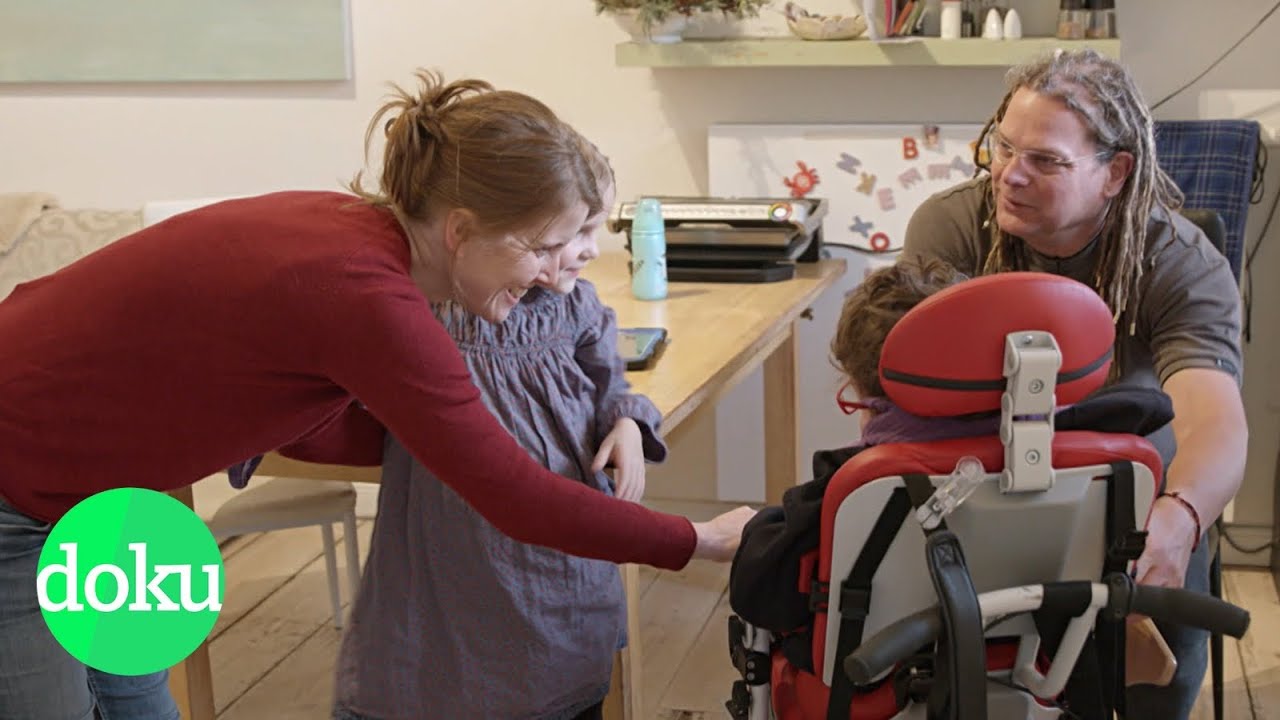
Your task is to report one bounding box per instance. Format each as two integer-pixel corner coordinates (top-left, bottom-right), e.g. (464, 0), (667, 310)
(0, 70), (754, 718)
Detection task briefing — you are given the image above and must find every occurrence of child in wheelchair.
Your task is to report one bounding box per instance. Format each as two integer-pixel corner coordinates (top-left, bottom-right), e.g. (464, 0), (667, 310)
(724, 257), (1210, 720)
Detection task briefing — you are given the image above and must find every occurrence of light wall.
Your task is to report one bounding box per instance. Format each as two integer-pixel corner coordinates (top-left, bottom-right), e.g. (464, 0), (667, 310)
(2, 0), (1277, 557)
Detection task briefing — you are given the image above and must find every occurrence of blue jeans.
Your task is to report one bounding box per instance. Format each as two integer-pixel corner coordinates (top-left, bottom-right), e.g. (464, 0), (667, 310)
(0, 496), (180, 720)
(1125, 533), (1211, 720)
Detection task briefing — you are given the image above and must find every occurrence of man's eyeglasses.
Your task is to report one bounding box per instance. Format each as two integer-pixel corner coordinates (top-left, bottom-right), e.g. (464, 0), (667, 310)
(986, 129), (1112, 176)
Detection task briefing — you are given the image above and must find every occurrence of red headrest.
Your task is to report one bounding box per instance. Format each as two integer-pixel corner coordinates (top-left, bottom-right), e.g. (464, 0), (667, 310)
(880, 272), (1114, 417)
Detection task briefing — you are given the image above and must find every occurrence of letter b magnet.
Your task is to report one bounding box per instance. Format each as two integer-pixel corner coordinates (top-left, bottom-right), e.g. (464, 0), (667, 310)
(36, 488), (224, 675)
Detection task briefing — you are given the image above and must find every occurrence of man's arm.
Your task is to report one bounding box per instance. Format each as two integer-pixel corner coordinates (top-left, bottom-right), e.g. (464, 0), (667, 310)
(1135, 367), (1247, 588)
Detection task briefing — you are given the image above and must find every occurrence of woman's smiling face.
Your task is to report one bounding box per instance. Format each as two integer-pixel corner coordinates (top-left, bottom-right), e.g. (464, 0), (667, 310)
(449, 199), (592, 322)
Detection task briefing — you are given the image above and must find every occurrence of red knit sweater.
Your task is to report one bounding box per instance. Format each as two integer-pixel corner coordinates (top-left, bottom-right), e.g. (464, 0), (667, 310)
(0, 192), (695, 569)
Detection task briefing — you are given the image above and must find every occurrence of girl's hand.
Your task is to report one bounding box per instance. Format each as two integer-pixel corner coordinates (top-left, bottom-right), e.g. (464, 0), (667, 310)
(593, 417), (646, 502)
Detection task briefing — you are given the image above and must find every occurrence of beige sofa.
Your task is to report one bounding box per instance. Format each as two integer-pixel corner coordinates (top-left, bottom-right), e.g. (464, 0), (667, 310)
(0, 193), (142, 299)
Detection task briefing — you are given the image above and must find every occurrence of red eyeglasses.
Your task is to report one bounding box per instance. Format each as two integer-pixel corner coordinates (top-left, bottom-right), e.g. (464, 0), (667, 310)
(836, 381), (871, 415)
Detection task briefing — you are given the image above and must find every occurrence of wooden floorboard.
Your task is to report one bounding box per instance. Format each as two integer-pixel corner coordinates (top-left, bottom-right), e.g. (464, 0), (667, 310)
(660, 589), (737, 718)
(219, 624), (344, 720)
(1230, 569), (1280, 720)
(1190, 567), (1251, 720)
(211, 525), (341, 641)
(209, 507), (1279, 720)
(212, 520), (370, 717)
(636, 529), (735, 715)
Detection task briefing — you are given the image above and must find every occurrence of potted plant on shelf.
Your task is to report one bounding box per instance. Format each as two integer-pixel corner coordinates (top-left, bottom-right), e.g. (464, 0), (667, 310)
(597, 0), (771, 43)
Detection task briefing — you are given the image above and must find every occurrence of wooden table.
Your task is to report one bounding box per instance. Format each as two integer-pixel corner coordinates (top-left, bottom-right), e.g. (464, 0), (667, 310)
(168, 251), (845, 719)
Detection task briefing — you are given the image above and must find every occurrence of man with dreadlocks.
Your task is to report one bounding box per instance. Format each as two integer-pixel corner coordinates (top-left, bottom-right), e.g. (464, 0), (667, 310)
(903, 49), (1245, 719)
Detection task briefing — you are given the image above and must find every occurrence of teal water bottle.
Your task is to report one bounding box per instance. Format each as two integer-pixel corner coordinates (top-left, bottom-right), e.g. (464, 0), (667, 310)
(630, 197), (668, 301)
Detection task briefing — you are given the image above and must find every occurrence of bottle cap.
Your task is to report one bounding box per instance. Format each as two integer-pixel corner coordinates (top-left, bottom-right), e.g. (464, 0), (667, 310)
(632, 197), (664, 234)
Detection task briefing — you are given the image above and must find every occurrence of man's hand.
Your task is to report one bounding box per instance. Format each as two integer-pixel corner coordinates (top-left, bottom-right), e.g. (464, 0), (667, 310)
(1141, 367), (1248, 588)
(1134, 495), (1199, 588)
(593, 417), (646, 502)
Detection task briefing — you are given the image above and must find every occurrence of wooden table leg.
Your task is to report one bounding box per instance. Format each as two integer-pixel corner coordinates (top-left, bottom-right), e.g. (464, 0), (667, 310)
(602, 563), (643, 720)
(167, 485), (217, 720)
(602, 651), (624, 720)
(764, 322), (802, 505)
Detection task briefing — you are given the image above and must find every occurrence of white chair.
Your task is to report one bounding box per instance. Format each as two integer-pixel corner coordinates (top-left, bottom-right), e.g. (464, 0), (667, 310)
(204, 476), (361, 629)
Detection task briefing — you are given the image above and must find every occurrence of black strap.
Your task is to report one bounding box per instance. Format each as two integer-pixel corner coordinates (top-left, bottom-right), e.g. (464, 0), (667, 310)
(827, 475), (933, 720)
(904, 475), (944, 531)
(1103, 461), (1145, 718)
(1105, 460), (1146, 575)
(925, 530), (987, 720)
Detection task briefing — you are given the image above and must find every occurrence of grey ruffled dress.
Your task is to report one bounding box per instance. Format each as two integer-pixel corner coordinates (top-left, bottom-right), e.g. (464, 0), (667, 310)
(334, 280), (667, 720)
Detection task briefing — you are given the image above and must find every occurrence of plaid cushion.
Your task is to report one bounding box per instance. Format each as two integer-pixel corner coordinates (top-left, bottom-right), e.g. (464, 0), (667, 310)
(1154, 119), (1260, 281)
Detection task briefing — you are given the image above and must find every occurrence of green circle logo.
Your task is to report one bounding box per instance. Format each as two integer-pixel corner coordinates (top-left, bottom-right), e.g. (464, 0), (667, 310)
(36, 488), (224, 675)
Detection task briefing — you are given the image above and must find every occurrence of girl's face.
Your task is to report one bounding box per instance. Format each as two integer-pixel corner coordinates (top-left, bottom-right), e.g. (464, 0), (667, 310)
(449, 200), (591, 323)
(550, 183), (613, 295)
(837, 380), (877, 432)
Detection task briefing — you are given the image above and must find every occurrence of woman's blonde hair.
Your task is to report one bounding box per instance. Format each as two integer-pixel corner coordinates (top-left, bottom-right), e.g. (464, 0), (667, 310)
(831, 257), (968, 398)
(973, 49), (1183, 331)
(349, 69), (614, 242)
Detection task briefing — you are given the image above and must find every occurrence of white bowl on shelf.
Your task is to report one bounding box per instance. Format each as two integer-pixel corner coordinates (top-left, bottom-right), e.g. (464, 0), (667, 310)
(784, 1), (867, 41)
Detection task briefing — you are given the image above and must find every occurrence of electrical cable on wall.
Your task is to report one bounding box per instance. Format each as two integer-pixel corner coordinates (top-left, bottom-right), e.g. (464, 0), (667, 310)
(824, 242), (881, 255)
(1222, 523), (1278, 554)
(1149, 0), (1280, 111)
(1243, 154), (1277, 343)
(1251, 141), (1268, 205)
(1240, 141), (1271, 342)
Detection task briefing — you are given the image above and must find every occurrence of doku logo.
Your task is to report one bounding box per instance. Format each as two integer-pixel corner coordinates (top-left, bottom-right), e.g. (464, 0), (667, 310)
(36, 488), (224, 675)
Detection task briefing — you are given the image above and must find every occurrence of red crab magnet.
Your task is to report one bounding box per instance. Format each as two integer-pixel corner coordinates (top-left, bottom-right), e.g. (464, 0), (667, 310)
(782, 161), (820, 198)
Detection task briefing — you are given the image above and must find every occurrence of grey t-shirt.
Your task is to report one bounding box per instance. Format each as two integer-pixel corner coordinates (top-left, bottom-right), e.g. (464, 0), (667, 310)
(902, 177), (1243, 466)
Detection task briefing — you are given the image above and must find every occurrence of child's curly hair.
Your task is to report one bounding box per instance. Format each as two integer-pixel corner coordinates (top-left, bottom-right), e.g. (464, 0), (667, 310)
(831, 256), (969, 398)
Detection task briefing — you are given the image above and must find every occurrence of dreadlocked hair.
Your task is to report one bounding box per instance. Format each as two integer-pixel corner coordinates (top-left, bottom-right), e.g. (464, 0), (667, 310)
(971, 49), (1183, 335)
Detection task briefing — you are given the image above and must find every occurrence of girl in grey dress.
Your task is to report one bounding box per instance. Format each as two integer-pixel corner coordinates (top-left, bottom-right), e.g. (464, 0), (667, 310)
(333, 277), (666, 720)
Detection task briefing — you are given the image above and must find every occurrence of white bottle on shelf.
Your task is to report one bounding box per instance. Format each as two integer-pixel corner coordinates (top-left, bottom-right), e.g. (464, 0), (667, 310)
(981, 7), (1004, 39)
(940, 0), (962, 39)
(1003, 8), (1023, 39)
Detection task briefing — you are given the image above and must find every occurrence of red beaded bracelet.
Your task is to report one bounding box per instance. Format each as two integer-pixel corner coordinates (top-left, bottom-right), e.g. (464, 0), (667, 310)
(1159, 491), (1202, 544)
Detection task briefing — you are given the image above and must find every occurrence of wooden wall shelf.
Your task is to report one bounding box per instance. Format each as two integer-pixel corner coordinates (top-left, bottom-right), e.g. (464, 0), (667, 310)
(615, 37), (1120, 68)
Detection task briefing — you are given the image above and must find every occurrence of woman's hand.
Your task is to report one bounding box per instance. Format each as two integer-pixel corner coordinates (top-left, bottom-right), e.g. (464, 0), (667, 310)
(691, 506), (758, 562)
(1133, 495), (1200, 589)
(593, 417), (646, 502)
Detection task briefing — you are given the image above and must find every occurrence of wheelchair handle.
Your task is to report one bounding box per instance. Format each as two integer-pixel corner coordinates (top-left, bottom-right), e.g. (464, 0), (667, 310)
(1104, 572), (1250, 639)
(842, 607), (943, 687)
(844, 574), (1250, 687)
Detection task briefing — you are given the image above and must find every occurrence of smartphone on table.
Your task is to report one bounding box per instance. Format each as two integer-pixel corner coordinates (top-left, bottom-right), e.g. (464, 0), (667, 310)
(617, 327), (668, 371)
